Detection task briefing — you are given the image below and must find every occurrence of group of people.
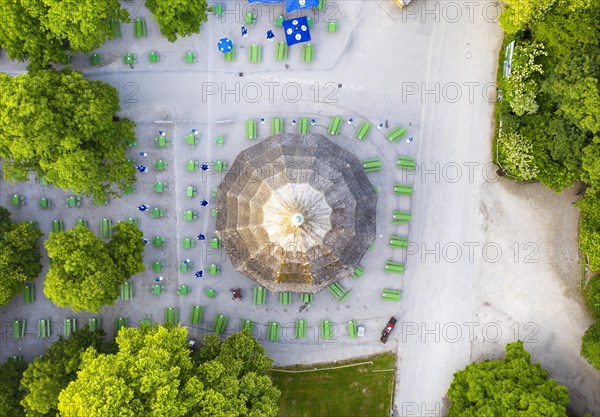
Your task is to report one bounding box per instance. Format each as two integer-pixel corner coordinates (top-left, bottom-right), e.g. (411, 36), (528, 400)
(241, 26), (275, 41)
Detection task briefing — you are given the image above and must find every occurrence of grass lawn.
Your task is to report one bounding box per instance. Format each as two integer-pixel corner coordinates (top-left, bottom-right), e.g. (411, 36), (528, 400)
(269, 352), (396, 417)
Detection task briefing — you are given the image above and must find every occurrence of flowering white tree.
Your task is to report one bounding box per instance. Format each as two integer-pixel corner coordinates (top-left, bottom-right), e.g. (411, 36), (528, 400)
(498, 131), (539, 181)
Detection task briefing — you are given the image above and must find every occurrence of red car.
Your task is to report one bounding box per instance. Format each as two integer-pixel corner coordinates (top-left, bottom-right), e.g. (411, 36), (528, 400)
(380, 316), (397, 343)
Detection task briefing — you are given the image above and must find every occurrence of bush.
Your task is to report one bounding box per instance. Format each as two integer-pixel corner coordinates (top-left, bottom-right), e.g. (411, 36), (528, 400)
(498, 130), (540, 180)
(585, 276), (600, 317)
(581, 320), (600, 370)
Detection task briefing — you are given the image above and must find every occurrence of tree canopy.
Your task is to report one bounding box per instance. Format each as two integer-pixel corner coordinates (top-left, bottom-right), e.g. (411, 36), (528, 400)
(446, 341), (569, 416)
(0, 357), (28, 417)
(58, 327), (280, 417)
(0, 0), (129, 68)
(581, 320), (600, 370)
(0, 69), (137, 204)
(0, 206), (43, 306)
(44, 223), (145, 312)
(145, 0), (208, 43)
(20, 327), (115, 417)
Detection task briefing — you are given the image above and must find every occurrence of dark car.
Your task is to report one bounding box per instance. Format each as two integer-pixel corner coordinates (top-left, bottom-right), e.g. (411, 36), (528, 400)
(380, 316), (397, 343)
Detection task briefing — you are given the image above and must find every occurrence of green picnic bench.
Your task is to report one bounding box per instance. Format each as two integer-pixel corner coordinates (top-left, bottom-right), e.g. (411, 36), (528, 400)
(38, 319), (51, 339)
(208, 263), (220, 275)
(384, 261), (405, 274)
(140, 315), (152, 326)
(328, 116), (342, 135)
(295, 319), (307, 339)
(152, 284), (164, 296)
(123, 184), (135, 195)
(210, 237), (220, 249)
(214, 3), (223, 16)
(39, 197), (51, 209)
(110, 18), (121, 37)
(76, 218), (88, 228)
(165, 307), (179, 325)
(245, 12), (256, 26)
(206, 288), (217, 298)
(242, 319), (254, 332)
(248, 43), (261, 64)
(155, 159), (167, 171)
(363, 158), (382, 172)
(182, 238), (195, 249)
(316, 0), (326, 10)
(253, 287), (266, 305)
(100, 218), (112, 237)
(13, 320), (26, 340)
(115, 317), (128, 334)
(214, 314), (228, 334)
(386, 127), (408, 142)
(177, 285), (190, 295)
(186, 185), (197, 198)
(11, 194), (24, 207)
(302, 43), (314, 63)
(133, 18), (147, 38)
(211, 207), (218, 218)
(321, 320), (333, 339)
(152, 236), (164, 247)
(275, 15), (284, 26)
(272, 117), (284, 134)
(150, 207), (164, 219)
(267, 322), (280, 341)
(397, 156), (417, 171)
(190, 306), (204, 324)
(298, 117), (310, 134)
(186, 133), (198, 145)
(300, 293), (313, 304)
(183, 210), (198, 221)
(224, 46), (235, 61)
(246, 120), (257, 139)
(90, 53), (102, 65)
(327, 21), (338, 33)
(185, 52), (197, 63)
(215, 160), (229, 172)
(215, 135), (225, 146)
(348, 320), (358, 338)
(123, 53), (136, 65)
(394, 184), (414, 196)
(51, 219), (64, 233)
(120, 281), (133, 300)
(279, 292), (292, 305)
(149, 51), (159, 63)
(89, 317), (101, 333)
(275, 41), (288, 61)
(154, 181), (166, 193)
(381, 289), (402, 301)
(156, 136), (170, 147)
(355, 122), (371, 140)
(392, 211), (411, 224)
(24, 284), (35, 304)
(63, 318), (77, 337)
(389, 235), (409, 249)
(180, 260), (193, 272)
(327, 283), (352, 304)
(152, 261), (163, 272)
(352, 265), (365, 280)
(186, 160), (199, 171)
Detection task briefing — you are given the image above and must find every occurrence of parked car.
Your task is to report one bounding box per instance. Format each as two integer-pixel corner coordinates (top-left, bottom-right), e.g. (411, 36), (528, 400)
(380, 316), (397, 343)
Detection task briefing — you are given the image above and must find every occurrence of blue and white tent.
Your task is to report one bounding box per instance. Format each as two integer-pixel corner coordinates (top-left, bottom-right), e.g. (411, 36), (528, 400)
(284, 0), (319, 12)
(282, 16), (311, 45)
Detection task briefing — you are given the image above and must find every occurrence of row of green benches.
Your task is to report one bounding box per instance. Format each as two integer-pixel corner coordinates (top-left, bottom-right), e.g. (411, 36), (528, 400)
(13, 317), (103, 339)
(11, 195), (82, 208)
(327, 283), (353, 304)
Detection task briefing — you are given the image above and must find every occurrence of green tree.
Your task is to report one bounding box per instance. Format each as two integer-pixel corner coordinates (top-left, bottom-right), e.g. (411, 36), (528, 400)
(0, 69), (136, 204)
(0, 206), (43, 306)
(44, 223), (144, 312)
(585, 276), (600, 317)
(58, 327), (280, 417)
(20, 327), (115, 417)
(145, 0), (208, 42)
(0, 0), (129, 68)
(498, 130), (540, 180)
(447, 341), (569, 416)
(581, 320), (600, 370)
(499, 0), (556, 35)
(0, 357), (27, 417)
(106, 222), (145, 278)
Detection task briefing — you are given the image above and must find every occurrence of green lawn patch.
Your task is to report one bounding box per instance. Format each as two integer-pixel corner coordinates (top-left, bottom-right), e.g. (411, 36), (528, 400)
(269, 352), (396, 417)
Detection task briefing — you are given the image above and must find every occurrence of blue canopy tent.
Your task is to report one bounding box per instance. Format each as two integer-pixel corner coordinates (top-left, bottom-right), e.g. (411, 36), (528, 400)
(282, 16), (311, 46)
(247, 0), (281, 2)
(285, 0), (318, 12)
